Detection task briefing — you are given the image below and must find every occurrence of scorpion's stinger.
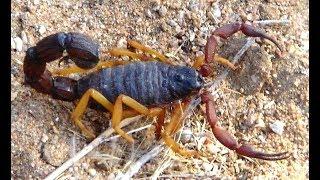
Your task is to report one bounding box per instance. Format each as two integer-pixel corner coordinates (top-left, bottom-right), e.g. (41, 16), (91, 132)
(201, 92), (289, 160)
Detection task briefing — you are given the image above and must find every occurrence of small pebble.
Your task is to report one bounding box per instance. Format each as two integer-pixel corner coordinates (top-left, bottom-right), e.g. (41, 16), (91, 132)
(269, 120), (285, 135)
(168, 20), (178, 27)
(38, 25), (46, 35)
(206, 142), (220, 154)
(33, 0), (39, 5)
(107, 173), (115, 180)
(189, 31), (195, 42)
(255, 119), (266, 128)
(158, 6), (167, 17)
(41, 134), (49, 143)
(117, 38), (127, 48)
(13, 37), (23, 52)
(11, 37), (15, 50)
(145, 9), (153, 18)
(180, 129), (193, 144)
(21, 31), (28, 44)
(11, 91), (18, 101)
(202, 162), (213, 172)
(212, 3), (221, 18)
(88, 168), (97, 176)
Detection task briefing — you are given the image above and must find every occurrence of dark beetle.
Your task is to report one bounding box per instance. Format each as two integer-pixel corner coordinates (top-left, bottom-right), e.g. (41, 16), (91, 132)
(24, 22), (290, 160)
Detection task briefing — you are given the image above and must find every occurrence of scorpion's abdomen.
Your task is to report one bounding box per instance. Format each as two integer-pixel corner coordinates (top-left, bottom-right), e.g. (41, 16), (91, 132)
(77, 61), (173, 106)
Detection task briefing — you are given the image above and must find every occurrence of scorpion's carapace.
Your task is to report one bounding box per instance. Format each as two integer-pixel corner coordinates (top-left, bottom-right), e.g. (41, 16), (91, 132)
(24, 22), (289, 161)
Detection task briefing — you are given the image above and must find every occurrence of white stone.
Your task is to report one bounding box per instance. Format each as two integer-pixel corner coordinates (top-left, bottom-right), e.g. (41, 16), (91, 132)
(269, 120), (285, 135)
(11, 37), (15, 50)
(21, 31), (28, 44)
(168, 20), (178, 27)
(88, 168), (97, 176)
(212, 3), (221, 18)
(38, 25), (46, 35)
(13, 37), (23, 52)
(202, 162), (213, 172)
(158, 6), (167, 17)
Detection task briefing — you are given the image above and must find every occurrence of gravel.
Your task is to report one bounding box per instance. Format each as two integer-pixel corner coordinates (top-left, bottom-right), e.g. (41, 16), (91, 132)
(13, 37), (23, 52)
(11, 0), (309, 179)
(270, 120), (286, 135)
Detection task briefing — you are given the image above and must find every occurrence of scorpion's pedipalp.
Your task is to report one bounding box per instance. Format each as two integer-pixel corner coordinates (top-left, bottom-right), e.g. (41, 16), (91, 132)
(202, 22), (283, 76)
(201, 92), (289, 161)
(212, 22), (283, 51)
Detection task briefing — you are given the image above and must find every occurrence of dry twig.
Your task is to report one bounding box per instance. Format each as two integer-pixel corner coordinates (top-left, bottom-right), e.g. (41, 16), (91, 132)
(45, 115), (143, 180)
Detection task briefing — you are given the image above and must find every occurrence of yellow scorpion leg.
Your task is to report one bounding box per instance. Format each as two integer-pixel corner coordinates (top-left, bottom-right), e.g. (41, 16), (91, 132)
(71, 89), (114, 139)
(71, 89), (139, 139)
(52, 60), (129, 76)
(161, 102), (200, 158)
(193, 54), (236, 70)
(112, 94), (163, 143)
(127, 40), (171, 64)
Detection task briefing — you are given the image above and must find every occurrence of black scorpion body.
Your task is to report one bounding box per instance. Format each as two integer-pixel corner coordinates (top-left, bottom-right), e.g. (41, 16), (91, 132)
(24, 29), (290, 161)
(77, 61), (204, 106)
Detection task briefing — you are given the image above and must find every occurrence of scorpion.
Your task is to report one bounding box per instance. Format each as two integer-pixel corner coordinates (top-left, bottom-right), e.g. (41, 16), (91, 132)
(24, 22), (289, 160)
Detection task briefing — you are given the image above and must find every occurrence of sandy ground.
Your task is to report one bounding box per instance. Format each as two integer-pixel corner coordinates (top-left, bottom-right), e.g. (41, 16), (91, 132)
(11, 0), (309, 179)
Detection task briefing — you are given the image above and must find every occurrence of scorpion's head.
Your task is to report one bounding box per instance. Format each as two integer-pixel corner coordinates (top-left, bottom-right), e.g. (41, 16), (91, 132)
(169, 66), (204, 98)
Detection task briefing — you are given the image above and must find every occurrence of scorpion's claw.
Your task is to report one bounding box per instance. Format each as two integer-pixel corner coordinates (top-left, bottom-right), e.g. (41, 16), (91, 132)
(201, 91), (290, 161)
(236, 145), (290, 160)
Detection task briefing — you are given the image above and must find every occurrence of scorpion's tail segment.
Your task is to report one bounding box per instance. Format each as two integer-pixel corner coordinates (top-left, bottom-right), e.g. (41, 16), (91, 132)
(64, 32), (100, 69)
(201, 92), (290, 161)
(33, 32), (99, 68)
(24, 32), (100, 100)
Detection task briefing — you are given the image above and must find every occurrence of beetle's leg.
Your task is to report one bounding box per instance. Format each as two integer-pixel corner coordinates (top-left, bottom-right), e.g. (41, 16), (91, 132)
(71, 89), (139, 139)
(201, 92), (290, 160)
(52, 60), (129, 76)
(112, 94), (163, 143)
(193, 54), (236, 70)
(127, 40), (171, 64)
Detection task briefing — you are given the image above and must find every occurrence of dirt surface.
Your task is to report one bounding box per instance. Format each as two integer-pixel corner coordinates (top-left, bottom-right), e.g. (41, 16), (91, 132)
(11, 0), (309, 179)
